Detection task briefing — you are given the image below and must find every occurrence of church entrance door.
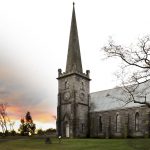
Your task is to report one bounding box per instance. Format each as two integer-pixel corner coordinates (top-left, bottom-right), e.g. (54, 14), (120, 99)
(66, 123), (69, 137)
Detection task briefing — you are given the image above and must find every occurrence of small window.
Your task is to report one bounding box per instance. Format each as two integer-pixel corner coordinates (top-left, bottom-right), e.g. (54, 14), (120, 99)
(116, 114), (121, 132)
(65, 81), (69, 89)
(135, 112), (139, 131)
(81, 124), (84, 133)
(81, 81), (84, 90)
(99, 116), (102, 133)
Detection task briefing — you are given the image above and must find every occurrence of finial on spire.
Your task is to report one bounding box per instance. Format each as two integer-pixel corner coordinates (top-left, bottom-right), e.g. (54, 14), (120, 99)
(73, 2), (75, 6)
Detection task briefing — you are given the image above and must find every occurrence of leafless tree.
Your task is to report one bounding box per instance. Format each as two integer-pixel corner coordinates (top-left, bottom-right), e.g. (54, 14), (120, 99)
(0, 103), (9, 133)
(102, 35), (150, 107)
(9, 120), (15, 131)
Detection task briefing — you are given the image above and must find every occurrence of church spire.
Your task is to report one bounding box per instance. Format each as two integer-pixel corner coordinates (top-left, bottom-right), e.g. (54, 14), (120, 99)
(66, 3), (83, 73)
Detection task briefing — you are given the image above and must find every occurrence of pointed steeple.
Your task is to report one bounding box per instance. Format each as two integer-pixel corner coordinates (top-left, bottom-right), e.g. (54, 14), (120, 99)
(66, 3), (83, 73)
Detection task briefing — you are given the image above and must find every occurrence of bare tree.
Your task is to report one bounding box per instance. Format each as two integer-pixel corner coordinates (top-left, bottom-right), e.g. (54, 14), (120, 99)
(102, 35), (150, 107)
(9, 120), (15, 131)
(0, 103), (10, 133)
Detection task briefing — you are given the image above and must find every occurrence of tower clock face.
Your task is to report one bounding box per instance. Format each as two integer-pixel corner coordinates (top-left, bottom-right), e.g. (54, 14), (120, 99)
(79, 93), (85, 101)
(64, 92), (71, 101)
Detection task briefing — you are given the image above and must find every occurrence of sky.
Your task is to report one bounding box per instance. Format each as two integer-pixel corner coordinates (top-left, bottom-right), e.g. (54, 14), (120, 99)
(1, 0), (150, 131)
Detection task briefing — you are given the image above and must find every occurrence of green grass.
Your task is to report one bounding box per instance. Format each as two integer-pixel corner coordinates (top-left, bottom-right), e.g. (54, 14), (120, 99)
(0, 138), (150, 150)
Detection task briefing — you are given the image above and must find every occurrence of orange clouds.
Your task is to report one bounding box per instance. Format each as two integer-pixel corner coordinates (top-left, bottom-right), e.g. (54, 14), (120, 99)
(8, 105), (22, 113)
(32, 112), (56, 123)
(7, 104), (56, 125)
(7, 105), (23, 119)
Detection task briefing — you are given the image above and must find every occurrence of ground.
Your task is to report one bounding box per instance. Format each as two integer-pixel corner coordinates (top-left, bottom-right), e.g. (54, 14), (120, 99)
(0, 137), (150, 150)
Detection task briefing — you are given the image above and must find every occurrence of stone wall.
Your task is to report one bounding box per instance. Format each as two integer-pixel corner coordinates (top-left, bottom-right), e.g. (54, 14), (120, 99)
(90, 106), (150, 138)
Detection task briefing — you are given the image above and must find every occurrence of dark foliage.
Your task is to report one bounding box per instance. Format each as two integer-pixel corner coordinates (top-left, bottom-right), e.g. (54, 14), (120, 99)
(18, 112), (36, 136)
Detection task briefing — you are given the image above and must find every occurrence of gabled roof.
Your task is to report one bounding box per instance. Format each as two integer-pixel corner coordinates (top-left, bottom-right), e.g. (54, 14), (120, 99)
(90, 81), (150, 112)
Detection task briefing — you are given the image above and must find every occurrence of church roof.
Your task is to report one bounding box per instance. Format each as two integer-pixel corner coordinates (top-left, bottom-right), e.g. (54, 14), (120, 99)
(66, 3), (83, 74)
(90, 81), (150, 112)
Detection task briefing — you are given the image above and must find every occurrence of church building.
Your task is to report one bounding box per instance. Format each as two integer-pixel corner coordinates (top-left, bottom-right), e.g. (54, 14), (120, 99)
(57, 4), (150, 138)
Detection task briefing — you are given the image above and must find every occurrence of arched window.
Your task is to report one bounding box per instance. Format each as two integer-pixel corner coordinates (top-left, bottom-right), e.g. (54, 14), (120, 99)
(116, 114), (121, 132)
(135, 112), (139, 131)
(81, 123), (84, 133)
(65, 81), (69, 89)
(99, 116), (102, 133)
(80, 81), (84, 90)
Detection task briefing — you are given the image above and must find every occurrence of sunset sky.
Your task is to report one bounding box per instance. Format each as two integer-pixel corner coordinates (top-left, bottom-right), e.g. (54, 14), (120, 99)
(1, 0), (150, 131)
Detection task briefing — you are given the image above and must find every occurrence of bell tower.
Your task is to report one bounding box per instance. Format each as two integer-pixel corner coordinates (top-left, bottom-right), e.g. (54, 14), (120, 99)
(57, 3), (90, 138)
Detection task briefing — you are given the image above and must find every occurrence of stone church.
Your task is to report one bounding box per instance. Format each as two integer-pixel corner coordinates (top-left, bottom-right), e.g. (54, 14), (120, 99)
(57, 4), (150, 138)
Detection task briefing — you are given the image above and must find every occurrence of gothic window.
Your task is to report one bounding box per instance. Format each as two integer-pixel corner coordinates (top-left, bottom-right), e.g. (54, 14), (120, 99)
(81, 123), (84, 133)
(99, 116), (102, 133)
(80, 81), (84, 90)
(116, 114), (121, 132)
(135, 112), (139, 131)
(65, 80), (69, 89)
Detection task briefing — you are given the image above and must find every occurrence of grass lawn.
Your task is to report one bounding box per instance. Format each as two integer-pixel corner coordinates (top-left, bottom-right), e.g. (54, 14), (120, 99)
(0, 137), (150, 150)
